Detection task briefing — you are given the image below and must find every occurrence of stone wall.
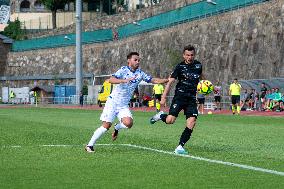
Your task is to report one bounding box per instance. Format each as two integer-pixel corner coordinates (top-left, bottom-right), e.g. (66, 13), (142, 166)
(0, 40), (11, 75)
(3, 0), (284, 92)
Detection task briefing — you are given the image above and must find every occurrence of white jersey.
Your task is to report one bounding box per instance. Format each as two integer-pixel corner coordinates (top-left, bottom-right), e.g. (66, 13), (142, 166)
(109, 66), (152, 106)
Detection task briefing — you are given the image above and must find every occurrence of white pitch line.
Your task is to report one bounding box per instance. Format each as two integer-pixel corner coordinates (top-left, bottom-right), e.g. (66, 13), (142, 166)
(120, 144), (284, 177)
(5, 143), (284, 176)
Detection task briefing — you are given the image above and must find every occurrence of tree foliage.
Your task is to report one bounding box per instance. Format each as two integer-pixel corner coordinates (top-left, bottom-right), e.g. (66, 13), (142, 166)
(82, 85), (88, 95)
(2, 19), (25, 40)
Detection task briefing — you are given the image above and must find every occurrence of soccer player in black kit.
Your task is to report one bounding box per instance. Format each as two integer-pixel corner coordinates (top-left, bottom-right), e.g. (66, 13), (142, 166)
(150, 45), (203, 154)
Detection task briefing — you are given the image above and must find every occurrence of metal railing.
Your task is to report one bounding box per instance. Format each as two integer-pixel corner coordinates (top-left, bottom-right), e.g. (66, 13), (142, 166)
(3, 95), (233, 109)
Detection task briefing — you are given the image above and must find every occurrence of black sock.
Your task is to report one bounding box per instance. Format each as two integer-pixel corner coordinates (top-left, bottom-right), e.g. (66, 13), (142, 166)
(114, 129), (119, 134)
(179, 127), (193, 147)
(160, 114), (168, 123)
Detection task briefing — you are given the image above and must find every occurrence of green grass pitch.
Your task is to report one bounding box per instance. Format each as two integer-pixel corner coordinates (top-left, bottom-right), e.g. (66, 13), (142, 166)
(0, 107), (283, 188)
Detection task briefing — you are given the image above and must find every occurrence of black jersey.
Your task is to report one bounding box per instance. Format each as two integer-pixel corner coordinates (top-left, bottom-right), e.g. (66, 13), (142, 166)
(171, 60), (202, 98)
(260, 87), (267, 98)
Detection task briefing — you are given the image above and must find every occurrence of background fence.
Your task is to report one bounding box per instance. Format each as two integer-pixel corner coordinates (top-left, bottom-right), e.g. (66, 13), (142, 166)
(5, 94), (232, 111)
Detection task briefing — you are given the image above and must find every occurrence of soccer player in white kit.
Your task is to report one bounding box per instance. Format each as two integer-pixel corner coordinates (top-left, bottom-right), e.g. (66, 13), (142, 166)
(85, 52), (168, 152)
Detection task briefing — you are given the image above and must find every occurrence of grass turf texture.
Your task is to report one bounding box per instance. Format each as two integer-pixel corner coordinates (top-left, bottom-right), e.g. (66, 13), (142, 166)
(0, 108), (283, 189)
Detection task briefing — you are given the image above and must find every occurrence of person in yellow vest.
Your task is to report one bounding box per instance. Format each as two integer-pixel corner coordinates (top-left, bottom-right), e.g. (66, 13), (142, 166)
(34, 91), (38, 105)
(153, 83), (164, 112)
(9, 90), (15, 103)
(229, 78), (242, 115)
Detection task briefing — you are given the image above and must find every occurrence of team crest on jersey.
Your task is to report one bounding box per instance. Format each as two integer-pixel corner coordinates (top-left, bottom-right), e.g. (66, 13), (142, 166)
(195, 64), (201, 69)
(130, 74), (141, 83)
(173, 104), (177, 109)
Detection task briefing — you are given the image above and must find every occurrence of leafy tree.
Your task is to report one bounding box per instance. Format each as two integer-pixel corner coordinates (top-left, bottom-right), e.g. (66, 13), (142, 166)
(2, 19), (25, 40)
(82, 85), (88, 95)
(39, 0), (73, 29)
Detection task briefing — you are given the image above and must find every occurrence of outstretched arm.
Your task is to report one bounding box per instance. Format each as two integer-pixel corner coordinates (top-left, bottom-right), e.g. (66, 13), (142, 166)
(108, 76), (137, 84)
(160, 77), (176, 106)
(151, 78), (169, 84)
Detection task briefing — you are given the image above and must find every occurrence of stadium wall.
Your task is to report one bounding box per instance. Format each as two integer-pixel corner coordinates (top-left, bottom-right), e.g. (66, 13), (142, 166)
(2, 0), (284, 92)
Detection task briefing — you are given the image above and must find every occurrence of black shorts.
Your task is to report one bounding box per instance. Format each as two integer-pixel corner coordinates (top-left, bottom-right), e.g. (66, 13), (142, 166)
(231, 95), (240, 104)
(169, 96), (198, 119)
(214, 96), (221, 102)
(197, 98), (205, 104)
(154, 94), (162, 101)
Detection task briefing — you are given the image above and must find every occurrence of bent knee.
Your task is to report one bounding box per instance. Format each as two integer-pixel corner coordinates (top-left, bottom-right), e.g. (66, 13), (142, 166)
(121, 119), (133, 128)
(166, 116), (176, 124)
(125, 123), (133, 128)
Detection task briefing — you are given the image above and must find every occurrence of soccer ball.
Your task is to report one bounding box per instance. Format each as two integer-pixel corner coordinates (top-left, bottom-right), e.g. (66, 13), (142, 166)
(197, 80), (214, 95)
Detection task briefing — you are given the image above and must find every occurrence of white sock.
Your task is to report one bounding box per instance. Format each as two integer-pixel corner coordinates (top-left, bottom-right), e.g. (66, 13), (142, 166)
(87, 126), (108, 146)
(114, 123), (128, 131)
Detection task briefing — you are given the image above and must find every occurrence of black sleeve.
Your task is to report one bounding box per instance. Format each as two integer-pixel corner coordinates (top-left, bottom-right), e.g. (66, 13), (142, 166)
(196, 60), (203, 75)
(170, 64), (180, 79)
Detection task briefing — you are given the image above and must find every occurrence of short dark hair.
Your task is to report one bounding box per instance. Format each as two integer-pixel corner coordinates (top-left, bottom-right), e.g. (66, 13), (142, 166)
(183, 45), (195, 53)
(127, 52), (139, 59)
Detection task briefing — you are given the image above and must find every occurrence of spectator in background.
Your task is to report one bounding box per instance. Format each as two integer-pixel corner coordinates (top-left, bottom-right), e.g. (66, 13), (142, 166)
(240, 89), (249, 111)
(213, 82), (222, 110)
(142, 93), (152, 106)
(229, 78), (242, 115)
(271, 88), (282, 111)
(260, 82), (268, 110)
(254, 94), (261, 111)
(153, 83), (164, 112)
(79, 91), (84, 107)
(247, 88), (256, 110)
(9, 90), (15, 104)
(265, 88), (279, 111)
(279, 95), (284, 111)
(264, 89), (272, 111)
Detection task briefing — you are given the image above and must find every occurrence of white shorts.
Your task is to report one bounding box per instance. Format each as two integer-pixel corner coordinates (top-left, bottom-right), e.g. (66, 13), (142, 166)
(100, 98), (133, 123)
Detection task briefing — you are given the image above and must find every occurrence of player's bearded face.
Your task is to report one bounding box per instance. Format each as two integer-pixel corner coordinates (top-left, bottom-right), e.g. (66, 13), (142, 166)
(129, 55), (140, 70)
(183, 50), (195, 64)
